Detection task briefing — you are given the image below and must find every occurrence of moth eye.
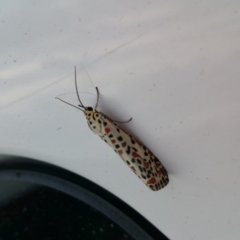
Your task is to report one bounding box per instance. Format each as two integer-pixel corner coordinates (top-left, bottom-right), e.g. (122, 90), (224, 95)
(87, 107), (93, 111)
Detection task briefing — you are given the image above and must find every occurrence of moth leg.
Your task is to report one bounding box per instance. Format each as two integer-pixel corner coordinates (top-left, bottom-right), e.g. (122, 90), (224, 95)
(100, 112), (132, 123)
(114, 117), (132, 123)
(95, 87), (100, 111)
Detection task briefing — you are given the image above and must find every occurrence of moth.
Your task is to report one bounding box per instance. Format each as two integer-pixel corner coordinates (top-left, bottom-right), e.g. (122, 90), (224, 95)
(56, 67), (169, 191)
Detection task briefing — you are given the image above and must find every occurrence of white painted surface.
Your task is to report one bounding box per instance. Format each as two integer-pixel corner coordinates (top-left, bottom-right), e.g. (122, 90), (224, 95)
(1, 1), (240, 239)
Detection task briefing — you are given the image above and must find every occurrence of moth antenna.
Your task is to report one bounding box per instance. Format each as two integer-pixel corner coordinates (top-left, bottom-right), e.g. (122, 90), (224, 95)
(55, 97), (84, 112)
(75, 66), (86, 109)
(95, 87), (100, 110)
(78, 63), (98, 110)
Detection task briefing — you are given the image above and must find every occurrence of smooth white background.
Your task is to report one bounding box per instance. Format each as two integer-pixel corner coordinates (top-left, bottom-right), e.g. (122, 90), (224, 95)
(1, 1), (240, 239)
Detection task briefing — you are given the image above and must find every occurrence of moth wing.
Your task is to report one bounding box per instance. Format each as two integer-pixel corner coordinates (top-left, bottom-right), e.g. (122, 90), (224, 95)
(101, 117), (169, 191)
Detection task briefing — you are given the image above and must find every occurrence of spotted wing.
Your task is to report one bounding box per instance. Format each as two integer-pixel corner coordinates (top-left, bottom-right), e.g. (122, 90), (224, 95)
(97, 115), (169, 191)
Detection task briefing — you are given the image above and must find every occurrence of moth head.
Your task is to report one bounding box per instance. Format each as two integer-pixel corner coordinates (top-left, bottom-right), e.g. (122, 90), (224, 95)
(84, 107), (94, 119)
(86, 107), (93, 111)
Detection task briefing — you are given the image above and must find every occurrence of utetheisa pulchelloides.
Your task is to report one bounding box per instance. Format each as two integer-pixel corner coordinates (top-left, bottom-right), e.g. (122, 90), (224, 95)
(56, 67), (169, 191)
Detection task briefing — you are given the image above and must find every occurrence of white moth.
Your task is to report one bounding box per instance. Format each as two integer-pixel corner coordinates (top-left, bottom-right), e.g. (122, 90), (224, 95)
(56, 67), (169, 191)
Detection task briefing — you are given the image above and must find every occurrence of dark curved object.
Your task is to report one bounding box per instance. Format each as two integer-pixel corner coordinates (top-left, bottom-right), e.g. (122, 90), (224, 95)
(0, 155), (169, 240)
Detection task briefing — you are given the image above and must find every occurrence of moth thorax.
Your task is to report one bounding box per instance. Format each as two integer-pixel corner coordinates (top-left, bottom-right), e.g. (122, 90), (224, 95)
(83, 110), (92, 120)
(87, 113), (102, 132)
